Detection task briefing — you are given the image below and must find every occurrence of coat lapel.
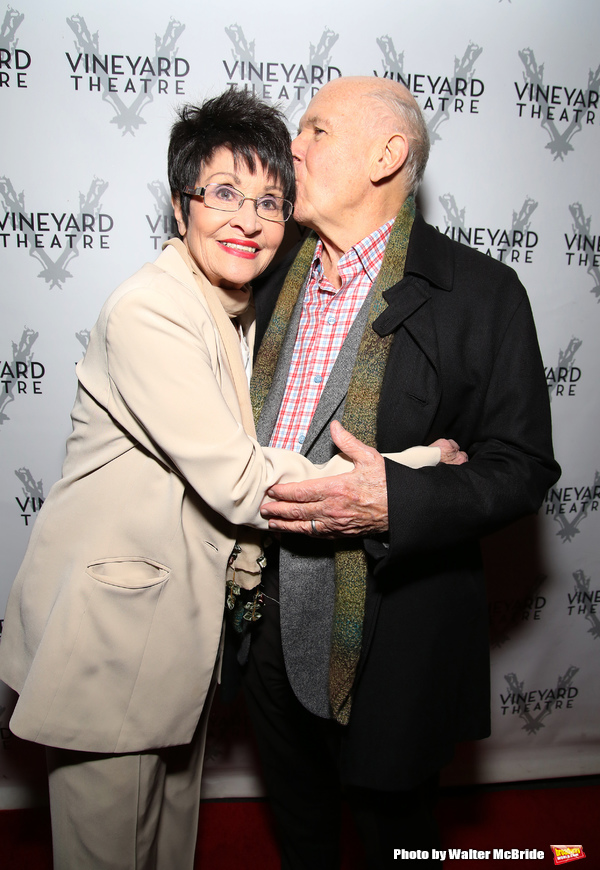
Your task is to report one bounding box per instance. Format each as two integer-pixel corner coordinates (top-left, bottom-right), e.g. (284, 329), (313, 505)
(373, 211), (457, 450)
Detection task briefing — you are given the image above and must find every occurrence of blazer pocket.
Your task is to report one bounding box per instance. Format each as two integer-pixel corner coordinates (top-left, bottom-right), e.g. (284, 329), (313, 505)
(86, 556), (170, 589)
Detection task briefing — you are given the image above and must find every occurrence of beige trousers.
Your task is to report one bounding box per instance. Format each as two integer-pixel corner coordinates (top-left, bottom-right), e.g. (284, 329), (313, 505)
(46, 686), (214, 870)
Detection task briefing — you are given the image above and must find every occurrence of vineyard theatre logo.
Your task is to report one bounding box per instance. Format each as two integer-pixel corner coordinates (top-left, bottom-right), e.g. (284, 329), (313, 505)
(373, 37), (484, 144)
(500, 667), (579, 733)
(65, 15), (188, 135)
(437, 193), (539, 264)
(564, 203), (600, 302)
(0, 176), (113, 287)
(76, 328), (90, 354)
(0, 5), (30, 89)
(15, 467), (45, 527)
(146, 181), (177, 250)
(489, 577), (547, 648)
(544, 471), (600, 542)
(568, 571), (600, 640)
(222, 24), (341, 127)
(0, 327), (44, 426)
(546, 337), (582, 400)
(515, 49), (600, 159)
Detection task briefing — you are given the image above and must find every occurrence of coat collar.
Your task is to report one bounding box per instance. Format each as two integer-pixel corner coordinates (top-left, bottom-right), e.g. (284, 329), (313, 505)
(403, 209), (455, 291)
(372, 210), (454, 339)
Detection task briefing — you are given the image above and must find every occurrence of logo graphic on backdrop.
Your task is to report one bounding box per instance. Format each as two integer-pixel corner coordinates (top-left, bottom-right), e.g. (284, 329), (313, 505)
(568, 571), (600, 640)
(65, 15), (188, 135)
(373, 37), (484, 144)
(146, 181), (177, 250)
(0, 176), (113, 287)
(76, 328), (90, 354)
(544, 472), (600, 542)
(1, 327), (44, 426)
(0, 5), (30, 89)
(515, 50), (600, 159)
(437, 193), (539, 264)
(489, 575), (547, 648)
(221, 25), (341, 128)
(546, 337), (582, 400)
(500, 666), (579, 733)
(565, 203), (600, 301)
(15, 467), (45, 527)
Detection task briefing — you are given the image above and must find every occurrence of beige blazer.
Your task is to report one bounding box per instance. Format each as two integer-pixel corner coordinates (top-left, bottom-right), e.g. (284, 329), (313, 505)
(0, 245), (437, 755)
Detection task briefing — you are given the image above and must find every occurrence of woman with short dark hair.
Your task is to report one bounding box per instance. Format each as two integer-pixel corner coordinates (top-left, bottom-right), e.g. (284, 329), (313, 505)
(0, 88), (460, 869)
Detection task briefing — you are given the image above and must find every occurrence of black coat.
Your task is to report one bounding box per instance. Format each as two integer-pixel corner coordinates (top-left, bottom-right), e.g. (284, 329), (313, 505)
(253, 212), (561, 790)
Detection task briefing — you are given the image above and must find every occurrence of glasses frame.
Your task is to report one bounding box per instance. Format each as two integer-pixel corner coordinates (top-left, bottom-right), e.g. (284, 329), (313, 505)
(182, 183), (293, 223)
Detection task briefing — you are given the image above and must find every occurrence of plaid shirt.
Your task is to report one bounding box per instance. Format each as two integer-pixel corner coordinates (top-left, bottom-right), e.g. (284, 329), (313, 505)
(269, 219), (394, 451)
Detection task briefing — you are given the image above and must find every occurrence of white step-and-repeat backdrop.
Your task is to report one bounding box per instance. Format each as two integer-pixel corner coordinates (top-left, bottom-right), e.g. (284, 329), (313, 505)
(1, 0), (598, 808)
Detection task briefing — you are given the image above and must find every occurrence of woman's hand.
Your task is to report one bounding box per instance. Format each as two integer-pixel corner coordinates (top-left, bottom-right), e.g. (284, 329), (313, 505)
(429, 438), (468, 465)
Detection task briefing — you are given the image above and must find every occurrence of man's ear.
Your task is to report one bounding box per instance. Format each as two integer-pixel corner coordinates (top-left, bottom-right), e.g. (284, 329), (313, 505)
(370, 133), (410, 183)
(172, 193), (187, 237)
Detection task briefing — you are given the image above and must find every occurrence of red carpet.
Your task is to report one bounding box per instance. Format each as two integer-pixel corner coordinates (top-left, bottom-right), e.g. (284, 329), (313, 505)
(0, 779), (597, 867)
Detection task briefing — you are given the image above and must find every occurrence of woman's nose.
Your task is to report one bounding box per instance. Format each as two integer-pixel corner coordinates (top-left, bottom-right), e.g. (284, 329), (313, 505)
(230, 198), (261, 232)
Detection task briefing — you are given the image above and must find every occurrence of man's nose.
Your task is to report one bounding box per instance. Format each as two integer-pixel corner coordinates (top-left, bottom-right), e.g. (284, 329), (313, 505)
(291, 133), (305, 161)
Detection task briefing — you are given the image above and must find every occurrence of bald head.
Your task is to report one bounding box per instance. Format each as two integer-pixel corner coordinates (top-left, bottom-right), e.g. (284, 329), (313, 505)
(314, 77), (430, 195)
(292, 76), (428, 252)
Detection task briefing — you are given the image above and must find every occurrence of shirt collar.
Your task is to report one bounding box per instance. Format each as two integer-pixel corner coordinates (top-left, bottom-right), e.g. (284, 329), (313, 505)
(311, 218), (395, 286)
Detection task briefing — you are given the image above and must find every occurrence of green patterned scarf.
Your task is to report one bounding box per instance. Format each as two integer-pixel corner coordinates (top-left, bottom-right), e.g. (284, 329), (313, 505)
(251, 197), (415, 724)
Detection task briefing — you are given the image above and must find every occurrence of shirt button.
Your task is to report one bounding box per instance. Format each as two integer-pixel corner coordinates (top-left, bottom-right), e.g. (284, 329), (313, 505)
(298, 434), (305, 444)
(327, 316), (336, 325)
(314, 375), (322, 384)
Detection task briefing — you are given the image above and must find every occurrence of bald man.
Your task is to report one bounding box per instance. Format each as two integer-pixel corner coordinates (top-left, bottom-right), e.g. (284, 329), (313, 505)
(243, 77), (559, 869)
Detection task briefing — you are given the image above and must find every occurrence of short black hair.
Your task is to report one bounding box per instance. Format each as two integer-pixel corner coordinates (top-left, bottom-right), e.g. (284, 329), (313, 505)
(168, 89), (294, 226)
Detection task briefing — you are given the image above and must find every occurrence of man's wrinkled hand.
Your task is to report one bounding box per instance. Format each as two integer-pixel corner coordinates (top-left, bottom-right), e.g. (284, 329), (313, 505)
(260, 421), (389, 537)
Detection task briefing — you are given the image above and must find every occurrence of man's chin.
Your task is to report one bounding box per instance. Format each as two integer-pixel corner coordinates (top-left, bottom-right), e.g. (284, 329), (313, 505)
(291, 209), (314, 230)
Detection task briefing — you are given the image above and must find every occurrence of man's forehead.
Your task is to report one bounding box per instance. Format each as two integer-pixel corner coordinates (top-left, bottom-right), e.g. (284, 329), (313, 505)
(299, 111), (329, 129)
(299, 94), (355, 131)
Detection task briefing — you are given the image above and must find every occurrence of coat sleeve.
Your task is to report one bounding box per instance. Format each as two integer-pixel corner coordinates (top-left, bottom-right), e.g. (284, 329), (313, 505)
(378, 290), (560, 567)
(95, 280), (439, 532)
